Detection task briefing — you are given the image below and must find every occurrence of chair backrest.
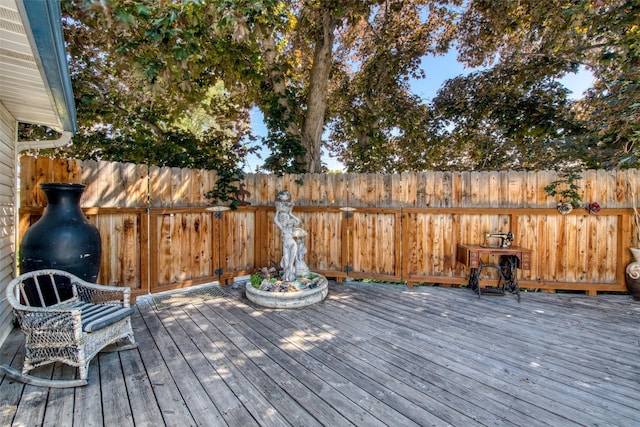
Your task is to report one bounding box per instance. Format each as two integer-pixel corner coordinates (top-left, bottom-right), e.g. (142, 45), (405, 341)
(7, 270), (79, 308)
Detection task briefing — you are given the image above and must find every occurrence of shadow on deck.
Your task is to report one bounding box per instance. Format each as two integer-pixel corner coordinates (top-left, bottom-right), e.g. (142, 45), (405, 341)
(2, 282), (640, 426)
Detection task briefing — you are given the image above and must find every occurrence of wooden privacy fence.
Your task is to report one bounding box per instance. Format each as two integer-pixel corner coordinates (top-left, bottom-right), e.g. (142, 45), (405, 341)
(19, 156), (639, 298)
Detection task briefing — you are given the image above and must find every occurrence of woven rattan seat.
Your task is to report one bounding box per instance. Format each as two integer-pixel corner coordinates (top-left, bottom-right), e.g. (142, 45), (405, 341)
(1, 269), (137, 387)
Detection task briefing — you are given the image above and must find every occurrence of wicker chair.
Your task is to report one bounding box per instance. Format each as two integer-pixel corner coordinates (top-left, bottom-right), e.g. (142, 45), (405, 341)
(1, 269), (137, 388)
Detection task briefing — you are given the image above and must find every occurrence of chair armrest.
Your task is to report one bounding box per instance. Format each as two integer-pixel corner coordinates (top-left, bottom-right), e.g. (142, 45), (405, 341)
(17, 306), (83, 339)
(74, 280), (131, 307)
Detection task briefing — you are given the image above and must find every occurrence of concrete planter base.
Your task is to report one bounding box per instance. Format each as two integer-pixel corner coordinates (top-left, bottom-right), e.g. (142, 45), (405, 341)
(245, 277), (328, 308)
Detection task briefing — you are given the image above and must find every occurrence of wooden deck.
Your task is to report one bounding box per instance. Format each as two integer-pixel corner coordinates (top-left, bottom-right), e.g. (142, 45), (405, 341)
(2, 281), (640, 426)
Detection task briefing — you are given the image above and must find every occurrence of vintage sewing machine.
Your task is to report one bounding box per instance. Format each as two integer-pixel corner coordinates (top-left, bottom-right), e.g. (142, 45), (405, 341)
(457, 230), (530, 302)
(482, 231), (514, 248)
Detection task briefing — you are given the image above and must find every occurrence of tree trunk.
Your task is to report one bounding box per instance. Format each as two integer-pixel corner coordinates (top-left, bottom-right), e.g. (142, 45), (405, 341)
(262, 34), (301, 138)
(299, 7), (335, 173)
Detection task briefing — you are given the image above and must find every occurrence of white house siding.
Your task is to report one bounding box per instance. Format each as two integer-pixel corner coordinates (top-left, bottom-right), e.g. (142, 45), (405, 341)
(0, 102), (17, 346)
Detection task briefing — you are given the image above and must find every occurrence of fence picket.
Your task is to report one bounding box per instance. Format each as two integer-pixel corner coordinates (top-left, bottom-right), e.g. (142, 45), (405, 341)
(19, 156), (36, 207)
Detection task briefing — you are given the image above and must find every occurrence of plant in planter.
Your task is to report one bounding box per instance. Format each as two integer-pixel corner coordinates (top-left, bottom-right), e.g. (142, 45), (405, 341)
(250, 273), (263, 289)
(544, 170), (583, 214)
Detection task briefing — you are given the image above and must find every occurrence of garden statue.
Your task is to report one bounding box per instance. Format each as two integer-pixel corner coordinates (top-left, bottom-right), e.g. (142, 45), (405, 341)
(274, 191), (301, 281)
(294, 228), (311, 277)
(246, 190), (329, 308)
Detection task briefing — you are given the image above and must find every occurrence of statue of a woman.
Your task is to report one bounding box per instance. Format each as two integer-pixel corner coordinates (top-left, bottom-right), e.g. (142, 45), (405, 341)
(274, 202), (300, 282)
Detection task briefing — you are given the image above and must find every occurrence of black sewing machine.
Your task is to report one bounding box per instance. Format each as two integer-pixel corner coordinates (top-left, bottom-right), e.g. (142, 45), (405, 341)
(482, 231), (514, 248)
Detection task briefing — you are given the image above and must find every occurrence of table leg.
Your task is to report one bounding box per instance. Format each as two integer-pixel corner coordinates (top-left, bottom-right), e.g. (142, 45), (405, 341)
(498, 255), (521, 302)
(469, 268), (480, 297)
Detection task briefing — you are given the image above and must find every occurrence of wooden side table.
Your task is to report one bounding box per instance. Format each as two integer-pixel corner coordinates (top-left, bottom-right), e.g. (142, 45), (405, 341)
(456, 244), (532, 302)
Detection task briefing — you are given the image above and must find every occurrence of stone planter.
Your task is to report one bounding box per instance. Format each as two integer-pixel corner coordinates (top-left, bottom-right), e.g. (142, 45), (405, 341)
(245, 277), (328, 308)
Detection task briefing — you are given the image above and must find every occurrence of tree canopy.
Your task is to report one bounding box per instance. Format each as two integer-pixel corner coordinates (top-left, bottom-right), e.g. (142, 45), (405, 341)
(22, 0), (639, 176)
(449, 0), (640, 170)
(57, 0), (255, 172)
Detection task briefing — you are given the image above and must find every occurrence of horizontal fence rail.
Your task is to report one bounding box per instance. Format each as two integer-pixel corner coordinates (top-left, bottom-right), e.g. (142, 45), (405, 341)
(18, 156), (639, 297)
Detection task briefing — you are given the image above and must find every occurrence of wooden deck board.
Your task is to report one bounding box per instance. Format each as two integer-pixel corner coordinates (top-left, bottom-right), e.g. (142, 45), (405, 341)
(343, 285), (640, 423)
(192, 301), (329, 427)
(42, 364), (75, 427)
(328, 286), (635, 425)
(280, 293), (570, 426)
(210, 299), (423, 426)
(389, 287), (640, 402)
(154, 305), (261, 427)
(137, 301), (230, 427)
(277, 299), (541, 426)
(226, 302), (477, 426)
(1, 282), (640, 426)
(119, 339), (166, 427)
(196, 306), (361, 426)
(73, 357), (103, 427)
(199, 305), (395, 426)
(130, 305), (197, 426)
(100, 351), (135, 427)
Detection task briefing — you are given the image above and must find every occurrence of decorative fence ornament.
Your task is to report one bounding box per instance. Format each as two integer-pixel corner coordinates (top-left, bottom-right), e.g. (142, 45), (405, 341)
(586, 202), (601, 215)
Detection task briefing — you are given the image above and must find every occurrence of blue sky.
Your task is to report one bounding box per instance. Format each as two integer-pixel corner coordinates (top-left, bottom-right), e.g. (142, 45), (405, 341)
(244, 50), (595, 172)
(413, 50), (594, 101)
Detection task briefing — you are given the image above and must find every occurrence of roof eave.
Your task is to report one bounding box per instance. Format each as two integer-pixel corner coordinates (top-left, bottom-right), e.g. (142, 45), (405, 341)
(16, 0), (77, 135)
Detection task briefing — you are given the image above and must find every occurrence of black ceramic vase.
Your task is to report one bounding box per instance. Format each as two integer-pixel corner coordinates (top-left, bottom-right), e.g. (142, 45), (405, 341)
(626, 262), (640, 302)
(20, 183), (102, 282)
(625, 274), (640, 301)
